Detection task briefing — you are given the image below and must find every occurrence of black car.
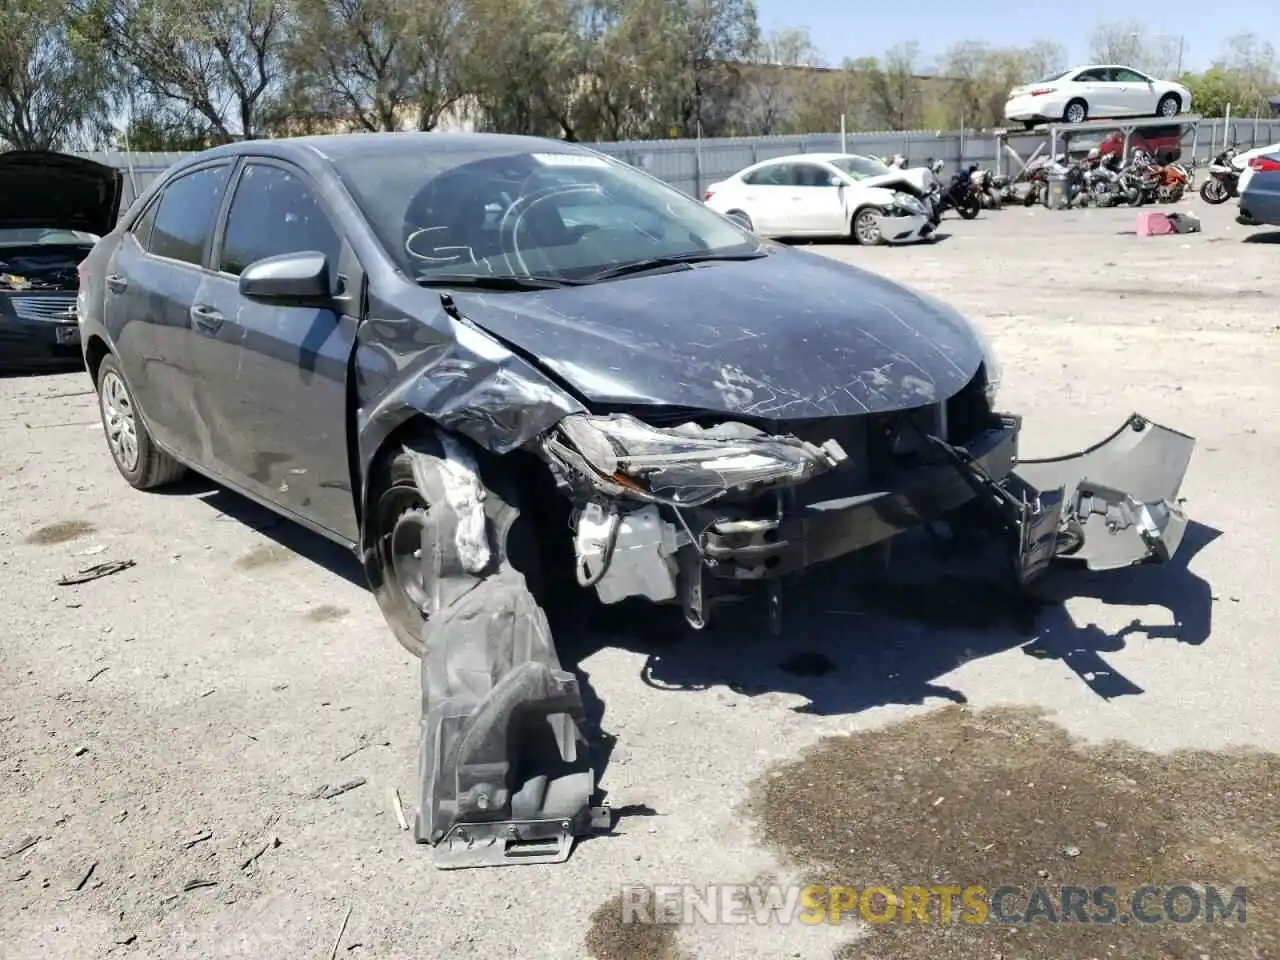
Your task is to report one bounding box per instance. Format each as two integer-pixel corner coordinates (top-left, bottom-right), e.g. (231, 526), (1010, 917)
(0, 152), (122, 372)
(78, 132), (1195, 868)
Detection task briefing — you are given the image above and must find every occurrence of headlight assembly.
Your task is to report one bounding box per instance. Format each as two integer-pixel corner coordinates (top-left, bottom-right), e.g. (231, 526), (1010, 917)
(546, 414), (847, 507)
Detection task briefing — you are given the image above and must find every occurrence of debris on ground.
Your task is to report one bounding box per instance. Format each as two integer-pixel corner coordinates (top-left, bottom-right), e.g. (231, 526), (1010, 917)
(239, 836), (281, 871)
(2, 835), (39, 859)
(316, 779), (367, 800)
(183, 829), (213, 849)
(57, 560), (136, 586)
(328, 905), (353, 960)
(183, 879), (218, 892)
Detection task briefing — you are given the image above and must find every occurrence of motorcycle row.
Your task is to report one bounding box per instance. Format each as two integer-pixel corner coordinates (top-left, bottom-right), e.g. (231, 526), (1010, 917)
(1010, 148), (1193, 209)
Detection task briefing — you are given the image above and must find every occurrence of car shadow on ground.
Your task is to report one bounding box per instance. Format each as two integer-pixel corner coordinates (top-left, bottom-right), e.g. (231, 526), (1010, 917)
(1242, 230), (1280, 243)
(557, 519), (1220, 800)
(153, 473), (368, 587)
(162, 473), (1219, 824)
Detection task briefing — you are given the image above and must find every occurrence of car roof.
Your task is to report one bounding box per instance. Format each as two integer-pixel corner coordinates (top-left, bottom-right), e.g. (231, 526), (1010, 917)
(746, 153), (870, 166)
(166, 131), (595, 170)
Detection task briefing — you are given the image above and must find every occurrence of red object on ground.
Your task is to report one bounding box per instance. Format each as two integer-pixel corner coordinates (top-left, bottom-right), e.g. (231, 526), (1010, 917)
(1136, 211), (1175, 236)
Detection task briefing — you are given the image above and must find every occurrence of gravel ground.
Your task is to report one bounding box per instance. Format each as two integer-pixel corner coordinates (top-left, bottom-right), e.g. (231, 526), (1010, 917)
(2, 200), (1276, 960)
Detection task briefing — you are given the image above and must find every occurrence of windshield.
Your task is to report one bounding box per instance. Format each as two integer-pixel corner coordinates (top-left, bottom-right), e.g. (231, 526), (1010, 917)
(332, 145), (761, 284)
(0, 227), (98, 246)
(827, 155), (894, 180)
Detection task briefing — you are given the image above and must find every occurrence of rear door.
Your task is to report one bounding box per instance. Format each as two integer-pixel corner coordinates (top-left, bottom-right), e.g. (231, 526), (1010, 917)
(740, 163), (802, 234)
(103, 162), (233, 461)
(1071, 68), (1114, 116)
(188, 159), (361, 540)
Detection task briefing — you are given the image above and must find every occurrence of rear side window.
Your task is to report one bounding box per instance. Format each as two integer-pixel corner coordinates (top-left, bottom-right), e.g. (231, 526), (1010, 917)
(148, 165), (231, 266)
(218, 164), (341, 277)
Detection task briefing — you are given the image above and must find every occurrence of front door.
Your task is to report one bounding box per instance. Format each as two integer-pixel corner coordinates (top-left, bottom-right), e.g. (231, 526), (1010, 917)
(1112, 68), (1158, 115)
(103, 162), (233, 461)
(790, 163), (850, 234)
(187, 160), (361, 541)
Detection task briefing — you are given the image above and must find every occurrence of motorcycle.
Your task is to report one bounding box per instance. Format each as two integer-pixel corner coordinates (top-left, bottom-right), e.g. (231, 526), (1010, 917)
(1199, 146), (1240, 205)
(933, 167), (982, 220)
(969, 166), (1004, 209)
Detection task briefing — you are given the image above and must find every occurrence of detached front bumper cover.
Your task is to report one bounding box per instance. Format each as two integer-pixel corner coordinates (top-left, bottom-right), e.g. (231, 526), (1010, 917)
(939, 413), (1194, 583)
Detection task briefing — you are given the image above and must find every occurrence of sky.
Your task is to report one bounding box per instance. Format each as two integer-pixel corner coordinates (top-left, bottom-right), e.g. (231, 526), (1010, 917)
(754, 0), (1280, 74)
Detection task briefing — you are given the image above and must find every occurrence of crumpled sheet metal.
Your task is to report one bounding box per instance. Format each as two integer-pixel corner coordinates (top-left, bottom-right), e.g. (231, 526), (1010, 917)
(403, 433), (600, 868)
(356, 305), (584, 471)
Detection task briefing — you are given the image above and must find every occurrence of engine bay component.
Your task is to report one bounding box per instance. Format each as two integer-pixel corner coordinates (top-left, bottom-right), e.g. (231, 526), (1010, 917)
(573, 502), (686, 604)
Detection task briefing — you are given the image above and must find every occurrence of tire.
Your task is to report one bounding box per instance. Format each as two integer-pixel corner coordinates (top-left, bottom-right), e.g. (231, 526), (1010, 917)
(366, 440), (559, 657)
(1157, 94), (1180, 119)
(957, 195), (981, 220)
(94, 353), (187, 490)
(1200, 179), (1228, 204)
(725, 210), (753, 231)
(368, 445), (441, 657)
(1063, 99), (1088, 124)
(852, 207), (883, 245)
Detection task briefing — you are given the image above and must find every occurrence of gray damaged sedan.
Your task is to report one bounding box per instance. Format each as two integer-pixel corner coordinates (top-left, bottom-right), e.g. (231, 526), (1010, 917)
(76, 132), (1195, 868)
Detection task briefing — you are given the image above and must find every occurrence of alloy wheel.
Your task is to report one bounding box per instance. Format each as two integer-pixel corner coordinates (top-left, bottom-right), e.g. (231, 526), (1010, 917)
(100, 371), (139, 472)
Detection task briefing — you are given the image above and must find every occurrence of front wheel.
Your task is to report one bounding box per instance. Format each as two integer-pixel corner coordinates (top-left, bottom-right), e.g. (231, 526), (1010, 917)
(852, 207), (884, 245)
(1156, 94), (1180, 119)
(94, 354), (187, 490)
(1200, 179), (1228, 205)
(957, 194), (981, 219)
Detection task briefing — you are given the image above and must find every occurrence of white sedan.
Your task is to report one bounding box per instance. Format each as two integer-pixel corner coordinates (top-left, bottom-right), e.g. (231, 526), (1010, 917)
(1004, 65), (1192, 128)
(702, 153), (935, 245)
(1235, 142), (1280, 196)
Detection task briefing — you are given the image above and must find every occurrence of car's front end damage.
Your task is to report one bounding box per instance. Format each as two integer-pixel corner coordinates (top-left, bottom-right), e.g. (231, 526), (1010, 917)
(538, 374), (1193, 634)
(356, 253), (1194, 872)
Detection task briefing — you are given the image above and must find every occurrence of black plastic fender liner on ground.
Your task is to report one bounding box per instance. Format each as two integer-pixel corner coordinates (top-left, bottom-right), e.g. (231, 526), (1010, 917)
(402, 433), (610, 869)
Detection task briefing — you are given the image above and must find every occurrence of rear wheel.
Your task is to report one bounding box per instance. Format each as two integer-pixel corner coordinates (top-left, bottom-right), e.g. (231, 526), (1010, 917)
(94, 354), (187, 490)
(852, 207), (884, 245)
(1063, 99), (1088, 124)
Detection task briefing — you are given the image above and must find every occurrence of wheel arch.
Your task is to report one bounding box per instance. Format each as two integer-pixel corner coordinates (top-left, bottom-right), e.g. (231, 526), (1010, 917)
(84, 334), (112, 386)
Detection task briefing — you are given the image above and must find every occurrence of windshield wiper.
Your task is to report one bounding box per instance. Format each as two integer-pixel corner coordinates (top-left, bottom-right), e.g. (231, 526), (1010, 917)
(414, 274), (575, 291)
(579, 250), (768, 283)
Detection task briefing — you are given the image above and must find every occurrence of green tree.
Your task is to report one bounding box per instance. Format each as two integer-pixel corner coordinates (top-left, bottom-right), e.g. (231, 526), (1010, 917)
(0, 0), (117, 150)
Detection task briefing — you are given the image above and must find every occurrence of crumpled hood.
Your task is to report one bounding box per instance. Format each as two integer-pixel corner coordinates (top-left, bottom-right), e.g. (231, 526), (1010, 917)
(0, 151), (123, 235)
(859, 169), (932, 194)
(454, 248), (984, 421)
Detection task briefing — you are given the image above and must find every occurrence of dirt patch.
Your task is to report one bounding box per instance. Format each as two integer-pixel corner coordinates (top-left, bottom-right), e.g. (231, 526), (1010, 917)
(584, 890), (686, 960)
(24, 519), (96, 545)
(306, 605), (349, 623)
(749, 705), (1279, 959)
(233, 543), (295, 571)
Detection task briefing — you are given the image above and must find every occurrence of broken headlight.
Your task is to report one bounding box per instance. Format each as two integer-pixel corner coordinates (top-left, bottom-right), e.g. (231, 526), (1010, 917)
(891, 192), (926, 215)
(547, 413), (847, 508)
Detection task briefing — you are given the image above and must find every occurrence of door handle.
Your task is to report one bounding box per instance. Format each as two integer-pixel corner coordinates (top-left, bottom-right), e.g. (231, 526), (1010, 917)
(106, 274), (128, 293)
(190, 304), (224, 333)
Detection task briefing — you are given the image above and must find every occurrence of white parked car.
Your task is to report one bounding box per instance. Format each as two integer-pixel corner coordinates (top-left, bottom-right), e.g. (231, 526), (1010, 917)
(1004, 65), (1192, 128)
(1234, 142), (1280, 196)
(703, 154), (935, 245)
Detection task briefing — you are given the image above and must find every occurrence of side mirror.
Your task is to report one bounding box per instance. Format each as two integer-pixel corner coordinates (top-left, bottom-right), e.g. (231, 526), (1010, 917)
(827, 174), (843, 187)
(239, 251), (334, 304)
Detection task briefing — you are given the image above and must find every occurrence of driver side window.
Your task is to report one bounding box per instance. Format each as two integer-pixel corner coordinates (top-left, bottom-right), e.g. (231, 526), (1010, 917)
(217, 163), (341, 277)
